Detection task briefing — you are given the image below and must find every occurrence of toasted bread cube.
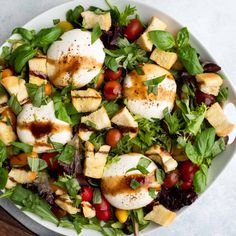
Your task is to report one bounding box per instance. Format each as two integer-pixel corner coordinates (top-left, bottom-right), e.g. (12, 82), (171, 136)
(136, 16), (167, 52)
(81, 201), (96, 218)
(150, 48), (178, 70)
(81, 11), (111, 31)
(0, 121), (17, 145)
(81, 107), (111, 130)
(55, 194), (80, 214)
(84, 141), (111, 179)
(1, 76), (28, 104)
(0, 86), (8, 113)
(144, 204), (176, 226)
(195, 73), (223, 96)
(29, 76), (47, 86)
(145, 145), (177, 172)
(5, 169), (37, 189)
(71, 88), (102, 113)
(205, 102), (234, 137)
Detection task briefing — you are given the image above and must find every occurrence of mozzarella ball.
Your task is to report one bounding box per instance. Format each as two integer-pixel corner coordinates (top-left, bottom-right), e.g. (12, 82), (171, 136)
(17, 101), (72, 153)
(123, 64), (176, 120)
(101, 153), (160, 210)
(47, 29), (105, 88)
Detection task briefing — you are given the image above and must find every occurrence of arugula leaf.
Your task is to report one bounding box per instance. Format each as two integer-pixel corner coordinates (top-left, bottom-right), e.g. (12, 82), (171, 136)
(148, 30), (175, 50)
(163, 108), (181, 134)
(177, 45), (203, 75)
(0, 46), (11, 60)
(8, 95), (22, 115)
(0, 168), (8, 189)
(58, 144), (76, 165)
(66, 5), (84, 26)
(210, 138), (225, 158)
(91, 23), (102, 44)
(144, 75), (166, 95)
(132, 208), (149, 226)
(111, 135), (132, 155)
(0, 140), (7, 164)
(84, 120), (97, 129)
(32, 27), (62, 48)
(176, 27), (189, 48)
(155, 168), (165, 184)
(93, 188), (102, 204)
(53, 19), (60, 25)
(27, 157), (48, 171)
(0, 189), (14, 199)
(12, 27), (34, 41)
(216, 87), (228, 103)
(148, 188), (157, 199)
(26, 83), (46, 107)
(10, 185), (58, 224)
(89, 131), (106, 151)
(193, 164), (208, 193)
(101, 100), (120, 118)
(11, 142), (33, 153)
(130, 179), (140, 189)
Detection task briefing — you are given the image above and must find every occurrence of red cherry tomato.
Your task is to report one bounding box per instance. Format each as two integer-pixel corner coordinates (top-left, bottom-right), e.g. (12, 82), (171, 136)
(104, 68), (122, 81)
(93, 195), (111, 211)
(95, 209), (112, 221)
(81, 186), (93, 202)
(180, 181), (192, 190)
(42, 152), (59, 170)
(124, 19), (144, 41)
(103, 81), (122, 100)
(106, 128), (122, 148)
(179, 160), (199, 182)
(163, 171), (179, 188)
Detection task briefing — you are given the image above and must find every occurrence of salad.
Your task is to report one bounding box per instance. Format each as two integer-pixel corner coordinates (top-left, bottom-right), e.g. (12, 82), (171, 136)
(0, 0), (235, 235)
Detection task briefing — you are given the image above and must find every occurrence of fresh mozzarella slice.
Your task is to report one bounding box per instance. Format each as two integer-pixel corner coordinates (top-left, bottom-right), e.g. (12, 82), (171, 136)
(16, 101), (72, 153)
(123, 64), (176, 120)
(47, 29), (105, 88)
(101, 153), (160, 210)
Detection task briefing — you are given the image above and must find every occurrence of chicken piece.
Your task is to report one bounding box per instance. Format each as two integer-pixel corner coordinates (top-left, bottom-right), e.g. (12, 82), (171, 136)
(144, 204), (176, 226)
(205, 102), (234, 137)
(150, 48), (178, 70)
(81, 11), (111, 31)
(81, 201), (96, 218)
(136, 16), (167, 52)
(84, 141), (111, 179)
(71, 88), (102, 113)
(195, 73), (223, 96)
(78, 128), (93, 142)
(145, 145), (177, 172)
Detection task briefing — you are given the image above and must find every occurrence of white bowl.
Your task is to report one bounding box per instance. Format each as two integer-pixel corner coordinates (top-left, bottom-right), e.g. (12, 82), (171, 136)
(1, 0), (236, 235)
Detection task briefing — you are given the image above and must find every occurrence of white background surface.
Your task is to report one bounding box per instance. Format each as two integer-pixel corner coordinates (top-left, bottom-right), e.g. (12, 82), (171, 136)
(0, 0), (236, 235)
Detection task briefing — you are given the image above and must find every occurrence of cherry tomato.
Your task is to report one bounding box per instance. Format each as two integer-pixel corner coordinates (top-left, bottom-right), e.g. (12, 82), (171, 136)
(42, 152), (59, 170)
(124, 19), (144, 41)
(163, 171), (179, 188)
(95, 209), (112, 221)
(179, 160), (199, 182)
(180, 181), (192, 190)
(81, 186), (93, 202)
(104, 68), (122, 81)
(93, 195), (111, 211)
(103, 81), (122, 100)
(106, 128), (122, 148)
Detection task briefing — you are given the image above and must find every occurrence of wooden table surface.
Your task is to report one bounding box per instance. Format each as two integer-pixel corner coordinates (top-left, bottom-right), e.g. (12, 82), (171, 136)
(0, 207), (36, 236)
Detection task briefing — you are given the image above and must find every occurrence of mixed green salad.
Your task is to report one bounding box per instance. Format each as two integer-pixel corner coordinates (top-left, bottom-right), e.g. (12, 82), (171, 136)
(0, 1), (235, 235)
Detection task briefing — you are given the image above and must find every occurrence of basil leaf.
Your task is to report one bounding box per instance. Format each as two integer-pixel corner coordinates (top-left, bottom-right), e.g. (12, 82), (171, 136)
(58, 144), (76, 164)
(216, 87), (228, 103)
(8, 95), (22, 115)
(65, 178), (80, 198)
(138, 157), (151, 168)
(91, 23), (102, 44)
(12, 27), (34, 41)
(0, 168), (8, 189)
(93, 188), (102, 204)
(176, 27), (189, 48)
(130, 179), (140, 189)
(163, 108), (181, 134)
(144, 75), (166, 95)
(27, 157), (48, 171)
(177, 45), (203, 75)
(11, 142), (33, 153)
(196, 128), (216, 158)
(136, 165), (149, 174)
(66, 5), (84, 26)
(185, 142), (202, 165)
(101, 100), (120, 118)
(105, 55), (119, 72)
(155, 168), (165, 184)
(193, 164), (208, 193)
(84, 120), (97, 129)
(53, 19), (60, 25)
(26, 83), (46, 107)
(148, 187), (157, 199)
(148, 30), (175, 50)
(0, 140), (7, 164)
(32, 27), (62, 48)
